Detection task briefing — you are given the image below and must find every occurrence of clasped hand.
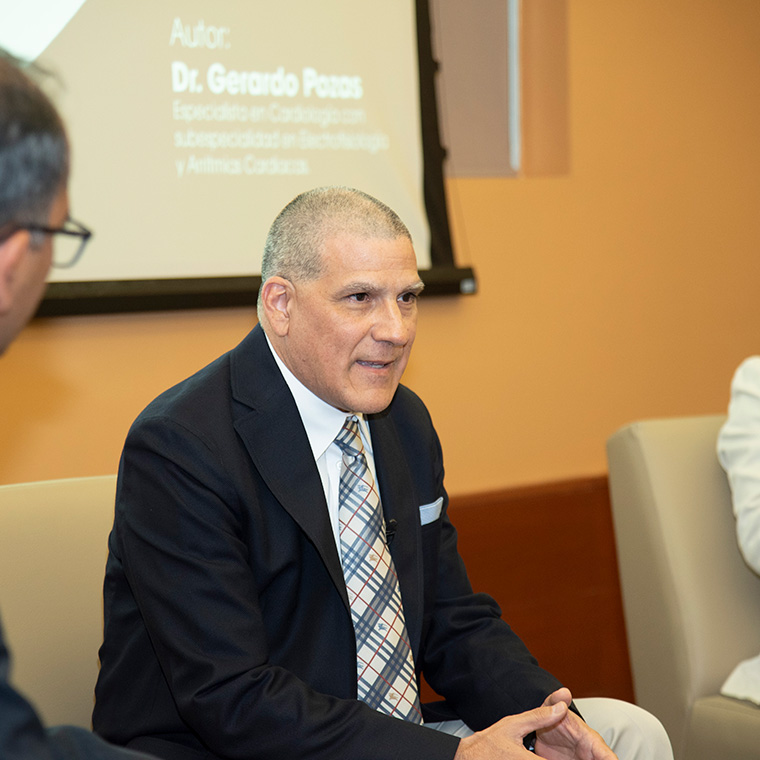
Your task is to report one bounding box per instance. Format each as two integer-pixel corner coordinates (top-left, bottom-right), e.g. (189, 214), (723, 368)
(454, 688), (617, 760)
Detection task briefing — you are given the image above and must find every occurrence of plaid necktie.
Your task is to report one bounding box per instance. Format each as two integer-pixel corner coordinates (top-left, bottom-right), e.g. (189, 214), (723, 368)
(335, 416), (422, 723)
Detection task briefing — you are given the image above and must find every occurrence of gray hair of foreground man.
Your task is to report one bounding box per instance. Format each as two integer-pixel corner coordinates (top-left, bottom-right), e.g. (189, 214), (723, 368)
(0, 50), (69, 231)
(256, 186), (413, 315)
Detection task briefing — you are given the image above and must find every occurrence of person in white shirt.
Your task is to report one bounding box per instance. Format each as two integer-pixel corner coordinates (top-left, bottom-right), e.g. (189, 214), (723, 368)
(717, 355), (760, 703)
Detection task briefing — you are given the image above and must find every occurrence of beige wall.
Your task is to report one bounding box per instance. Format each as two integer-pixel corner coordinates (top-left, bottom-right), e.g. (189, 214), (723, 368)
(2, 0), (760, 493)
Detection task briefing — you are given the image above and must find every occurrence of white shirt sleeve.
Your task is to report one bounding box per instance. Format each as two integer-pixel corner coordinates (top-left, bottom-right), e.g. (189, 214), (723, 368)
(717, 356), (760, 575)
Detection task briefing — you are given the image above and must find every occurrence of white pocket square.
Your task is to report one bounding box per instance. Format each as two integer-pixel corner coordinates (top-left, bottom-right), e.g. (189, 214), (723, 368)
(419, 497), (444, 526)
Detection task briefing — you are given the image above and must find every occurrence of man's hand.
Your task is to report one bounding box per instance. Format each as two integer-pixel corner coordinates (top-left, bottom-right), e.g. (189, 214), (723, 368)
(533, 688), (617, 759)
(454, 699), (567, 760)
(453, 689), (618, 760)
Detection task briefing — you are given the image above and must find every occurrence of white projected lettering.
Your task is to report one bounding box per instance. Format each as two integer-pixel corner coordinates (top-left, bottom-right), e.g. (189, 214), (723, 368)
(172, 62), (203, 94)
(301, 68), (363, 99)
(169, 17), (382, 183)
(172, 63), (365, 100)
(204, 64), (301, 97)
(169, 18), (231, 50)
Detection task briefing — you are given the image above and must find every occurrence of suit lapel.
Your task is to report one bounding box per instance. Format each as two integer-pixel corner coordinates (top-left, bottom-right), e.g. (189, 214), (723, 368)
(370, 413), (424, 659)
(229, 327), (349, 610)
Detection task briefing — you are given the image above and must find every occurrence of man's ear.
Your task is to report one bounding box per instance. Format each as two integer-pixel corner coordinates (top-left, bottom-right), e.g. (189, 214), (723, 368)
(0, 230), (30, 315)
(259, 276), (295, 337)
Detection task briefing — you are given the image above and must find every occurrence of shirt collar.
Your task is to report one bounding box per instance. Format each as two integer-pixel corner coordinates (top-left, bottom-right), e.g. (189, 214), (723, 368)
(265, 334), (372, 460)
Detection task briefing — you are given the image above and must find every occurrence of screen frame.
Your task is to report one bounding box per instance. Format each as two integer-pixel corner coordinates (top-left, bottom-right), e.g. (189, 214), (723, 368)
(37, 0), (475, 317)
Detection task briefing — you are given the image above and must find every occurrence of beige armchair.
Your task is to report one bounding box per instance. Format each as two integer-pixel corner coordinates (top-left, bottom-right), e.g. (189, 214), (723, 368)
(0, 474), (117, 729)
(607, 416), (760, 760)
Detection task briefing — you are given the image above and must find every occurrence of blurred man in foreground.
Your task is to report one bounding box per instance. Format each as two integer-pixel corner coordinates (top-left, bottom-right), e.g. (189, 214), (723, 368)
(0, 49), (154, 760)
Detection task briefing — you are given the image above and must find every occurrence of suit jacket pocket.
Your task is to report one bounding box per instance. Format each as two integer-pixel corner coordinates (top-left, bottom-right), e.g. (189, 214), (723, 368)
(419, 496), (443, 526)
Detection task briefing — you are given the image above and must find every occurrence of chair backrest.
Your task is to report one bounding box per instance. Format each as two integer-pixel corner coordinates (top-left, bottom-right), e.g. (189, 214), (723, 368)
(607, 416), (760, 756)
(0, 475), (117, 729)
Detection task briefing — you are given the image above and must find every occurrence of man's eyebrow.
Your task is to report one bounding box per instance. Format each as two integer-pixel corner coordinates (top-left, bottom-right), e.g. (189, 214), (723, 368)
(338, 279), (425, 295)
(338, 281), (379, 295)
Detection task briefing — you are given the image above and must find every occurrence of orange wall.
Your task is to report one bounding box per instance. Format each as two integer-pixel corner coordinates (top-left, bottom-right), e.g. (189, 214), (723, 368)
(2, 0), (760, 492)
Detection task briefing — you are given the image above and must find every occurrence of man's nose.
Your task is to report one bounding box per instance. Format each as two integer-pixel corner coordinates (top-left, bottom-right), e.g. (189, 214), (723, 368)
(373, 300), (413, 344)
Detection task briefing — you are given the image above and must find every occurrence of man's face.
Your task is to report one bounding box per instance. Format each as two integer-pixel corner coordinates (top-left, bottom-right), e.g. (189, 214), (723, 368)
(0, 187), (68, 355)
(279, 233), (423, 414)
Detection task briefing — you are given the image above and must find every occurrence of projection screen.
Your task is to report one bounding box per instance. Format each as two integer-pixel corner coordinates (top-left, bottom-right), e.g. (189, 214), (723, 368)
(1, 0), (474, 314)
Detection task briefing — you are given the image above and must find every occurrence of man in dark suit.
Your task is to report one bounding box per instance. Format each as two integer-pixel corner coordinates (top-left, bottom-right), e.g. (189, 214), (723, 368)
(0, 49), (154, 760)
(94, 187), (672, 760)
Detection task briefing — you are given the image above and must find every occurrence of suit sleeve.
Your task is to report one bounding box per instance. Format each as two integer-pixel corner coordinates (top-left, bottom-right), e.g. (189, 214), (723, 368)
(106, 413), (459, 760)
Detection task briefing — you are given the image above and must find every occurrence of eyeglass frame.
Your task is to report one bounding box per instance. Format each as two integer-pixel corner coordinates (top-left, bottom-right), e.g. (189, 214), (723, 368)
(0, 216), (92, 269)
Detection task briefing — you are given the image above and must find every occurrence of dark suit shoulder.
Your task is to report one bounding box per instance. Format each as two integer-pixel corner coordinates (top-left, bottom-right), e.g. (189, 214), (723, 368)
(137, 350), (232, 425)
(121, 358), (235, 473)
(131, 326), (271, 436)
(121, 326), (288, 491)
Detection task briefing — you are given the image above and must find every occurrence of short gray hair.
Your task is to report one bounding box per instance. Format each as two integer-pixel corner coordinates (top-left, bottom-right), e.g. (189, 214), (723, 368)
(259, 186), (412, 290)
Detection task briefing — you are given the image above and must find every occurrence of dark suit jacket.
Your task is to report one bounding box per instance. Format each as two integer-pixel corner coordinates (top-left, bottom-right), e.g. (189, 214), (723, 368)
(93, 325), (562, 760)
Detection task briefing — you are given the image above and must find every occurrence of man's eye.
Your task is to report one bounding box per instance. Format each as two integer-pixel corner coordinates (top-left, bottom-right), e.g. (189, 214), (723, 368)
(399, 292), (418, 304)
(350, 293), (369, 302)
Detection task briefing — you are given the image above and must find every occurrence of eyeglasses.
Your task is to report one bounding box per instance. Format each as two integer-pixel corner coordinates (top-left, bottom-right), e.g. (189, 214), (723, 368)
(0, 216), (92, 268)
